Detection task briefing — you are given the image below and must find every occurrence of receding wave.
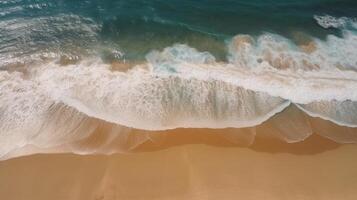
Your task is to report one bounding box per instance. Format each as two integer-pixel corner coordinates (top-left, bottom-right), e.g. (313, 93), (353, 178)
(0, 13), (101, 67)
(1, 21), (357, 159)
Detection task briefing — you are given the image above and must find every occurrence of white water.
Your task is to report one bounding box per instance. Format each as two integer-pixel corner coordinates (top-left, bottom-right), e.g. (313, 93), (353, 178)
(1, 16), (357, 159)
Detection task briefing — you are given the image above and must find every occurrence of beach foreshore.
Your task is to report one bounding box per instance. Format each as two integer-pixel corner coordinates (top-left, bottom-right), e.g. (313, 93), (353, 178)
(0, 130), (356, 200)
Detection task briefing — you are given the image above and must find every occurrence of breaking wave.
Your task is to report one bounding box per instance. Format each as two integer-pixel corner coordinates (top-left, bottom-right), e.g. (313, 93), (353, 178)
(1, 17), (357, 159)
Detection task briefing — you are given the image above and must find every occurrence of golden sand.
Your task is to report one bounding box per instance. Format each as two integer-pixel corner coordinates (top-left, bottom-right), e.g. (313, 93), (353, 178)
(0, 130), (357, 200)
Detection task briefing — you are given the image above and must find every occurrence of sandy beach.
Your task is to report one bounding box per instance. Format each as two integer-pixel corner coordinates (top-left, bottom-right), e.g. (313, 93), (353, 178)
(1, 130), (357, 200)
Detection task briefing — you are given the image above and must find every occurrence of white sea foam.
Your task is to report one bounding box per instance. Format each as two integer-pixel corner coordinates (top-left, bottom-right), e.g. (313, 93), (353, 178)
(314, 15), (357, 29)
(1, 20), (357, 159)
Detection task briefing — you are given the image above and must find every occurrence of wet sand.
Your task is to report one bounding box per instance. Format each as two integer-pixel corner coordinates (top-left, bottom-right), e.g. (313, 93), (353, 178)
(0, 131), (357, 200)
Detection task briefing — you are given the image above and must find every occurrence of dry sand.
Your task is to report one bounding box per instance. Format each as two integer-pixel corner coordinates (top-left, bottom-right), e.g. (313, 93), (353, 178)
(0, 130), (357, 200)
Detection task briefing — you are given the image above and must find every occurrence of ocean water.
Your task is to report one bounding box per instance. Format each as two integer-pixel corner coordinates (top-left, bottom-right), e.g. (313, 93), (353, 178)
(1, 0), (357, 159)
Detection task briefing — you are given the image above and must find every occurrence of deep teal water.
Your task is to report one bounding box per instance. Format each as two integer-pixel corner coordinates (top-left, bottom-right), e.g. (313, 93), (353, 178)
(0, 0), (356, 61)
